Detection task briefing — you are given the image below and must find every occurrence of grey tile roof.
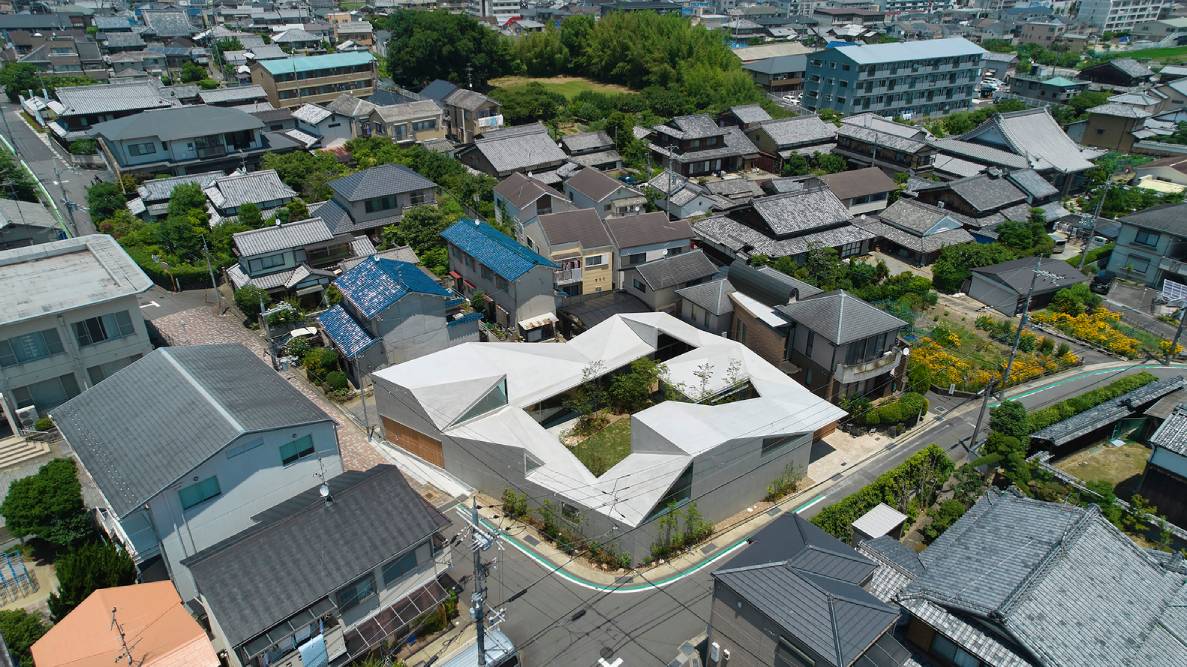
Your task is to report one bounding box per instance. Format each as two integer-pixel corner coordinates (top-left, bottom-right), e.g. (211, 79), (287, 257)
(1120, 202), (1187, 236)
(970, 257), (1087, 295)
(778, 290), (906, 345)
(538, 208), (613, 249)
(855, 218), (974, 254)
(142, 9), (194, 37)
(93, 105), (263, 142)
(292, 103), (332, 125)
(1104, 57), (1155, 80)
(754, 115), (837, 148)
(837, 123), (929, 154)
(569, 150), (623, 168)
(205, 170), (296, 210)
(198, 85), (267, 105)
(370, 99), (441, 124)
(101, 32), (145, 48)
(273, 28), (320, 43)
(1150, 404), (1187, 456)
(635, 249), (718, 291)
(475, 125), (568, 174)
(326, 92), (376, 118)
(0, 198), (57, 230)
(947, 173), (1027, 213)
(55, 81), (176, 116)
(713, 514), (897, 667)
(653, 114), (726, 141)
(493, 172), (567, 210)
(1006, 168), (1058, 201)
(565, 167), (627, 202)
(843, 113), (928, 140)
(561, 130), (613, 154)
(328, 164), (436, 201)
(819, 167), (896, 201)
(728, 104), (772, 124)
(876, 198), (976, 235)
(605, 212), (693, 249)
(444, 87), (495, 112)
(184, 465), (450, 650)
(676, 278), (735, 316)
(136, 171), (223, 203)
(1089, 102), (1151, 119)
(694, 214), (876, 259)
(705, 178), (764, 198)
(233, 217), (336, 256)
(901, 489), (1187, 667)
(752, 189), (852, 237)
(963, 108), (1093, 174)
(931, 137), (1031, 170)
(51, 345), (331, 517)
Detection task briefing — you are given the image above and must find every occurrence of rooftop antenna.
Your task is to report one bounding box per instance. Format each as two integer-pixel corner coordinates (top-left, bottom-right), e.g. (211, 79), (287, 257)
(111, 607), (141, 666)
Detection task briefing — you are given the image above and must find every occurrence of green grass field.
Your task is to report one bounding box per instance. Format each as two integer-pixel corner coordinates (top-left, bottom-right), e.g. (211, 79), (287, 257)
(488, 75), (635, 99)
(1110, 45), (1187, 63)
(569, 417), (632, 476)
(1054, 441), (1150, 496)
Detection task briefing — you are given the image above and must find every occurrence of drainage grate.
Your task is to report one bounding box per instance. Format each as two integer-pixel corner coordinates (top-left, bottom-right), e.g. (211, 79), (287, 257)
(522, 534), (539, 546)
(766, 506), (781, 516)
(831, 472), (843, 481)
(701, 543), (717, 555)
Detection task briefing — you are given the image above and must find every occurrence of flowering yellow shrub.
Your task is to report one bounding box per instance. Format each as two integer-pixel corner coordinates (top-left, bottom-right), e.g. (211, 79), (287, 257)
(1031, 310), (1140, 358)
(911, 336), (1079, 392)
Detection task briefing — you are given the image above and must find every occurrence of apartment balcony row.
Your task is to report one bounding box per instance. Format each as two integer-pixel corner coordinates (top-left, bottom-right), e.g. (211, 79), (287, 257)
(274, 71), (375, 90)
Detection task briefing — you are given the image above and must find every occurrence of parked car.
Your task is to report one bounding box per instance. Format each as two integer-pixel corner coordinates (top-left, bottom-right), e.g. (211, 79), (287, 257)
(1091, 270), (1115, 295)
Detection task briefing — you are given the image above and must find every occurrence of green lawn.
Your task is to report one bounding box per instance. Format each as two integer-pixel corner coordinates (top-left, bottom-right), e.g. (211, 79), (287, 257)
(1054, 441), (1150, 497)
(1108, 45), (1187, 63)
(570, 417), (632, 476)
(488, 75), (635, 99)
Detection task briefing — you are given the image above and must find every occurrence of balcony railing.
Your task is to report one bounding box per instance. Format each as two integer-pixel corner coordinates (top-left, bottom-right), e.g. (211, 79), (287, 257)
(476, 114), (504, 129)
(555, 267), (582, 285)
(195, 143), (227, 159)
(834, 348), (902, 385)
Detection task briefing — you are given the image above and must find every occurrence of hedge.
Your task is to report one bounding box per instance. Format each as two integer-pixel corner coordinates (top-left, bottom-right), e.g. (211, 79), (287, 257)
(862, 392), (928, 426)
(811, 444), (954, 538)
(1027, 371), (1157, 433)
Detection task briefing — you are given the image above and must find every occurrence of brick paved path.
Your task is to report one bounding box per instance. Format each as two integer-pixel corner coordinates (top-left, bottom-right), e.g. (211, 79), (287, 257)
(152, 307), (387, 472)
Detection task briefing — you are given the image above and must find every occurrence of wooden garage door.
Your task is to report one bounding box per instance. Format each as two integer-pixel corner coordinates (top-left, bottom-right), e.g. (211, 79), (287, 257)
(382, 417), (445, 467)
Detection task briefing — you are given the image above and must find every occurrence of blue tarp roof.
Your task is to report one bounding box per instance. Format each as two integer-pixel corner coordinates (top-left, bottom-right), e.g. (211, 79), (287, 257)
(317, 305), (375, 360)
(440, 219), (556, 281)
(336, 257), (450, 320)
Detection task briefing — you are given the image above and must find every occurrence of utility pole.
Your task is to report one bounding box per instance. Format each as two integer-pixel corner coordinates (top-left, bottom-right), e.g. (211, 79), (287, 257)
(456, 498), (505, 667)
(1078, 176), (1111, 270)
(201, 235), (222, 314)
(968, 379), (996, 453)
(1000, 257), (1060, 394)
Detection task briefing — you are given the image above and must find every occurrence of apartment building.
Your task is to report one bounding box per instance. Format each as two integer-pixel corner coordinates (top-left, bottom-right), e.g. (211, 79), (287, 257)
(802, 37), (985, 119)
(468, 0), (521, 22)
(0, 236), (152, 434)
(250, 52), (377, 110)
(1077, 0), (1168, 32)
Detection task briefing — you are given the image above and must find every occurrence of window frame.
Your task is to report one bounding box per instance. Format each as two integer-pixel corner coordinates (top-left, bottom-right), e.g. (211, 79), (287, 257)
(279, 435), (316, 466)
(178, 476), (221, 510)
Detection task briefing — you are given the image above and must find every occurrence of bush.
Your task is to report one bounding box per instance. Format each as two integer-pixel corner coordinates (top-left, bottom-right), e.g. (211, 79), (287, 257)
(324, 370), (349, 391)
(0, 458), (92, 547)
(923, 499), (968, 543)
(1050, 283), (1102, 316)
(501, 488), (527, 519)
(32, 416), (53, 431)
(812, 444), (953, 538)
(48, 541), (136, 621)
(303, 347), (340, 385)
(905, 360), (932, 394)
(863, 392), (928, 427)
(68, 139), (97, 155)
(234, 285), (268, 320)
(0, 609), (48, 667)
(285, 337), (312, 361)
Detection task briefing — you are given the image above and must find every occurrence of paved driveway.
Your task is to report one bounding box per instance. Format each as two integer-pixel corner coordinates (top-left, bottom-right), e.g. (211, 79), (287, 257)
(151, 305), (387, 472)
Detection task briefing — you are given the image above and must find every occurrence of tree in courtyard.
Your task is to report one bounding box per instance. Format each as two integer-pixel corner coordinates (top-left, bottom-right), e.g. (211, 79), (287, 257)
(180, 61), (207, 83)
(237, 202), (263, 228)
(234, 284), (268, 320)
(86, 181), (127, 222)
(48, 541), (137, 621)
(0, 609), (48, 667)
(0, 459), (92, 548)
(608, 358), (660, 413)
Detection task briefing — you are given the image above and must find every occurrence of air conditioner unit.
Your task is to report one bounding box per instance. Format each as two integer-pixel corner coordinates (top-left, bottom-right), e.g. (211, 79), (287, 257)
(710, 642), (721, 662)
(15, 406), (38, 431)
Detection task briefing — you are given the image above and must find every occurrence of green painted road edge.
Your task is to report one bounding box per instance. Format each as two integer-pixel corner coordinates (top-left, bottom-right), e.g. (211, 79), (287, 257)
(478, 493), (828, 594)
(991, 363), (1184, 408)
(0, 133), (72, 237)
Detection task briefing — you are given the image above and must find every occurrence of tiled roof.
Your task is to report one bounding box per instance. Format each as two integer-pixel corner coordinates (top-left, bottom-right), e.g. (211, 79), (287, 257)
(1150, 404), (1187, 456)
(538, 208), (613, 249)
(837, 123), (929, 154)
(205, 170), (295, 210)
(604, 212), (693, 249)
(328, 164), (436, 201)
(635, 250), (718, 291)
(970, 257), (1087, 294)
(55, 81), (175, 116)
(233, 218), (335, 256)
(136, 171), (222, 203)
(326, 92), (375, 118)
(819, 167), (896, 201)
(751, 189), (852, 237)
(561, 130), (614, 154)
(370, 99), (441, 124)
(675, 278), (735, 316)
(493, 172), (567, 210)
(963, 108), (1093, 174)
(653, 114), (726, 141)
(1006, 168), (1058, 201)
(317, 303), (376, 359)
(854, 217), (974, 254)
(335, 257), (451, 320)
(101, 32), (145, 48)
(444, 87), (495, 112)
(441, 219), (557, 280)
(142, 9), (194, 37)
(470, 122), (567, 174)
(728, 104), (772, 124)
(1089, 103), (1151, 119)
(755, 115), (837, 148)
(947, 172), (1027, 213)
(694, 215), (876, 259)
(778, 290), (906, 344)
(292, 103), (332, 125)
(565, 167), (626, 202)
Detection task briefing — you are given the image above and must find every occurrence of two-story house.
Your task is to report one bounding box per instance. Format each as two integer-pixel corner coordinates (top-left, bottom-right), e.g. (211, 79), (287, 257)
(366, 100), (446, 144)
(493, 172), (575, 238)
(0, 235), (153, 434)
(623, 249), (720, 314)
(250, 51), (377, 110)
(833, 113), (936, 173)
(562, 168), (646, 220)
(456, 122), (568, 179)
(310, 164), (438, 240)
(203, 169), (297, 224)
(645, 169), (728, 219)
(318, 256), (477, 376)
(603, 212), (695, 289)
(51, 344), (345, 601)
(91, 105), (290, 178)
(819, 167), (897, 216)
(0, 198), (63, 250)
(185, 465), (452, 667)
(227, 218), (368, 299)
(648, 114), (760, 177)
(778, 290), (907, 400)
(560, 130), (622, 170)
(1106, 202), (1187, 288)
(291, 103), (353, 144)
(744, 115), (838, 165)
(49, 81), (177, 146)
(524, 208), (616, 298)
(419, 80), (504, 143)
(441, 219), (559, 340)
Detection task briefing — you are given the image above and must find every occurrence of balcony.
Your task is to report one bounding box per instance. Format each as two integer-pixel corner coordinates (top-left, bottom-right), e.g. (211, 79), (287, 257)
(555, 267), (582, 285)
(476, 114), (504, 130)
(833, 348), (902, 385)
(195, 143), (227, 159)
(1159, 256), (1187, 279)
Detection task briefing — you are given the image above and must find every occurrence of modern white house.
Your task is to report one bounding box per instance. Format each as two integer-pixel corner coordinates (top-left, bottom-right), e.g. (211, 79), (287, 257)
(51, 344), (344, 601)
(0, 235), (153, 435)
(372, 313), (844, 562)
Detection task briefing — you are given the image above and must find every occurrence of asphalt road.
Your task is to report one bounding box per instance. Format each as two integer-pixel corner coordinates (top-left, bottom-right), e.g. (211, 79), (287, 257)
(444, 361), (1187, 666)
(0, 100), (103, 236)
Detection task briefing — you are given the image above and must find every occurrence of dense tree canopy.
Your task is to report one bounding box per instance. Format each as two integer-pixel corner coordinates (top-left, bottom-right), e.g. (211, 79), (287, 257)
(490, 83), (567, 124)
(48, 541), (137, 621)
(0, 459), (91, 548)
(384, 10), (517, 90)
(0, 148), (38, 202)
(932, 242), (1018, 293)
(0, 610), (48, 667)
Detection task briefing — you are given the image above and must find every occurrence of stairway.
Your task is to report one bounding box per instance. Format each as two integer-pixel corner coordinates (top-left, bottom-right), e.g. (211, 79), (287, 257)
(0, 436), (51, 470)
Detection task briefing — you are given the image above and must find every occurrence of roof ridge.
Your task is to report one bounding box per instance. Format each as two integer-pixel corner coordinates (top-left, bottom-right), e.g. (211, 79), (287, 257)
(158, 347), (246, 434)
(995, 503), (1097, 621)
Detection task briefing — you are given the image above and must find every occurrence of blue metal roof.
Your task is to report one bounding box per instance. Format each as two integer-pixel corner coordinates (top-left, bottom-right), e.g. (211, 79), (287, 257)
(335, 257), (451, 320)
(440, 219), (556, 282)
(259, 51), (374, 76)
(317, 305), (376, 360)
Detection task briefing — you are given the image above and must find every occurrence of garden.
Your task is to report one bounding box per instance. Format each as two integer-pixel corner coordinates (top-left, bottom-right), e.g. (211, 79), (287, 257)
(1027, 283), (1181, 359)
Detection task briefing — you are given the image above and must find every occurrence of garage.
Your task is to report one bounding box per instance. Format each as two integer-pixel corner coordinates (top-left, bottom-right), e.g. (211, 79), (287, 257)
(382, 417), (445, 467)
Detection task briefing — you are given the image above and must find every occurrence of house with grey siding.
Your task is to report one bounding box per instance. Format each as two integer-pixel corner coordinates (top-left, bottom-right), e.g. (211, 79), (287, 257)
(318, 256), (475, 376)
(677, 279), (736, 335)
(709, 513), (910, 667)
(441, 219), (559, 340)
(1106, 202), (1187, 288)
(310, 164), (437, 240)
(778, 290), (907, 401)
(51, 344), (345, 602)
(0, 235), (153, 434)
(185, 465), (451, 667)
(802, 37), (984, 118)
(562, 168), (646, 220)
(859, 489), (1187, 667)
(604, 212), (696, 289)
(623, 249), (719, 313)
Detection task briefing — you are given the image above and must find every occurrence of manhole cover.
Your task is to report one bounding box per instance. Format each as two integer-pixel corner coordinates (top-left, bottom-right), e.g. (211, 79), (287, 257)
(522, 534), (539, 546)
(600, 647), (614, 659)
(934, 407), (947, 415)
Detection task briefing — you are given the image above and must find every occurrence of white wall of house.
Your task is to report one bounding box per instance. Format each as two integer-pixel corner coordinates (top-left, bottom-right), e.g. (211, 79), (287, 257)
(144, 421), (343, 600)
(371, 292), (461, 366)
(613, 240), (691, 289)
(1, 295), (152, 419)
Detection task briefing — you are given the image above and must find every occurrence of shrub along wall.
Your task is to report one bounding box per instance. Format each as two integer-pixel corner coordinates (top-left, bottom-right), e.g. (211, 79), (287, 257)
(1026, 371), (1157, 433)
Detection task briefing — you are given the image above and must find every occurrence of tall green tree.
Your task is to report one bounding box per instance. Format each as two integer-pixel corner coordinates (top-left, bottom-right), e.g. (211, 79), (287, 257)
(0, 459), (92, 548)
(86, 181), (127, 221)
(559, 15), (595, 70)
(516, 28), (569, 76)
(0, 63), (43, 102)
(237, 202), (263, 228)
(48, 542), (137, 621)
(0, 149), (39, 202)
(932, 242), (1017, 293)
(0, 609), (48, 667)
(385, 10), (517, 90)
